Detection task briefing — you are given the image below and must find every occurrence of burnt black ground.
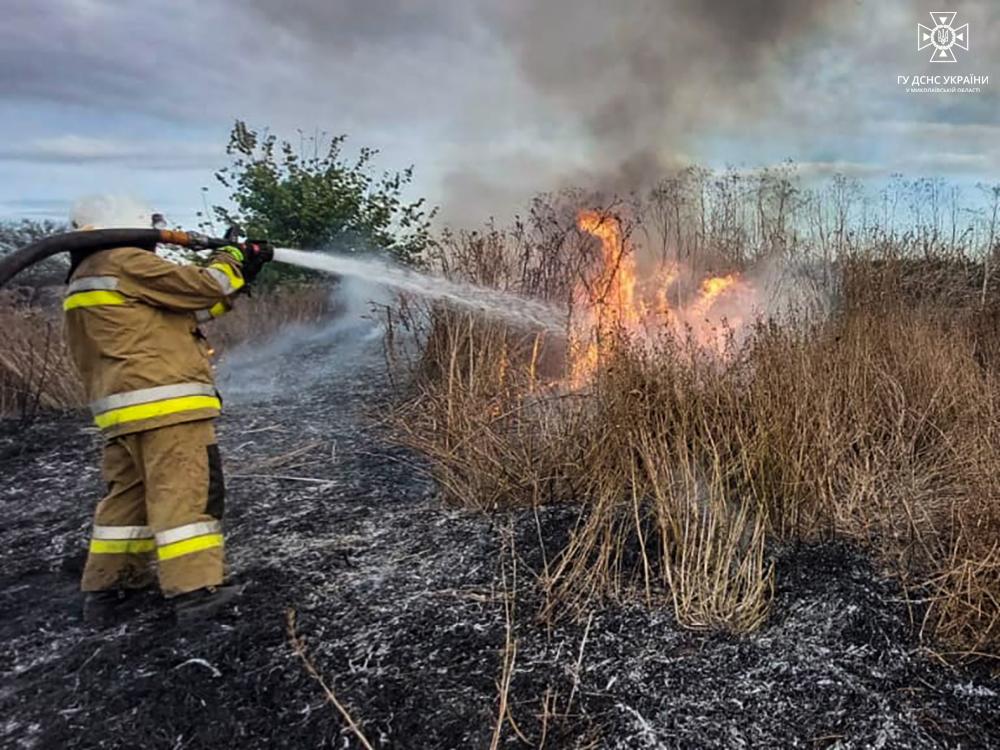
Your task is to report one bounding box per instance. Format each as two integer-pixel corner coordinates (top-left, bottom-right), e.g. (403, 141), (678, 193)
(3, 325), (1000, 749)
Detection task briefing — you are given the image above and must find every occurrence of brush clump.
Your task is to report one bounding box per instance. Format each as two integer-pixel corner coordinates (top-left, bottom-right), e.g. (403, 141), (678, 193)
(385, 177), (1000, 658)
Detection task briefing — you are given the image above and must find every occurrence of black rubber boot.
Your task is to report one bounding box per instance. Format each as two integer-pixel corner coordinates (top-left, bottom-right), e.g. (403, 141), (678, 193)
(173, 584), (242, 622)
(83, 589), (146, 629)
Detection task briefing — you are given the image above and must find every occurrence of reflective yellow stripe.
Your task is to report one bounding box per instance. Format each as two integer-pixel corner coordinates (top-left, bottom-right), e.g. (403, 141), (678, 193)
(89, 538), (157, 555)
(197, 301), (229, 323)
(93, 395), (221, 430)
(157, 533), (224, 561)
(66, 276), (119, 294)
(92, 525), (153, 541)
(63, 290), (126, 310)
(155, 521), (222, 547)
(208, 263), (244, 295)
(90, 383), (217, 416)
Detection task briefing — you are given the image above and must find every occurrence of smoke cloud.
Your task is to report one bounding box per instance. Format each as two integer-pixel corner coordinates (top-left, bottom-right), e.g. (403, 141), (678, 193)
(472, 0), (857, 192)
(445, 0), (996, 224)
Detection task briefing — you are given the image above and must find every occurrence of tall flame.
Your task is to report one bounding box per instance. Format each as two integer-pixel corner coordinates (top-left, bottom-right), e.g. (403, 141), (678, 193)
(570, 210), (753, 384)
(577, 211), (639, 328)
(571, 212), (639, 385)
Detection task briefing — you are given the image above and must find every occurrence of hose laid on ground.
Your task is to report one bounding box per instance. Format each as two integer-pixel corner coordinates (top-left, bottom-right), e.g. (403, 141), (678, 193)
(0, 229), (226, 288)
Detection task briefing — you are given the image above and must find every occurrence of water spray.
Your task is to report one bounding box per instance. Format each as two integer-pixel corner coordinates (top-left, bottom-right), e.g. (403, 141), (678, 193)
(0, 229), (567, 332)
(272, 248), (567, 331)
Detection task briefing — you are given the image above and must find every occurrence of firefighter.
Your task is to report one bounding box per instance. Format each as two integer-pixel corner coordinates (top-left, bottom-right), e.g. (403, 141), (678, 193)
(63, 217), (273, 625)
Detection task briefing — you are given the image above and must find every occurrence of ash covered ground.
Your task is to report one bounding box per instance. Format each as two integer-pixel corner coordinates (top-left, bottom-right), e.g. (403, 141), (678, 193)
(3, 318), (1000, 749)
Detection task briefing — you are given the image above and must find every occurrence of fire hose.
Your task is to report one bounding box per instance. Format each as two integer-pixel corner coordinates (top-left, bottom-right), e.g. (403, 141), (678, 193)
(0, 228), (260, 289)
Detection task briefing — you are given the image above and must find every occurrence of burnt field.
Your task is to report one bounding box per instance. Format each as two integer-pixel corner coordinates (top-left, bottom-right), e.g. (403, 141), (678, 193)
(3, 331), (1000, 750)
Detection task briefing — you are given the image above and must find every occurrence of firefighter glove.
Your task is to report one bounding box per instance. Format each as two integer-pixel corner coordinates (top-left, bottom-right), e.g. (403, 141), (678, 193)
(234, 240), (274, 285)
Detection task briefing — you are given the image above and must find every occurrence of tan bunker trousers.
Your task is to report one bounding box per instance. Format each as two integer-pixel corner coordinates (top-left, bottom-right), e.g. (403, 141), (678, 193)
(81, 419), (226, 598)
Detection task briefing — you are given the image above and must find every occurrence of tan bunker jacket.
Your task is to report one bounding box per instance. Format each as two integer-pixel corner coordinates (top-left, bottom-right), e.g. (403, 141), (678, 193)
(63, 246), (245, 437)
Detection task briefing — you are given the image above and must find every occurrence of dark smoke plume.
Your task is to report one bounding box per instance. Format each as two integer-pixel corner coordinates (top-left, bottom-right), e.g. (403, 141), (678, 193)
(478, 0), (857, 187)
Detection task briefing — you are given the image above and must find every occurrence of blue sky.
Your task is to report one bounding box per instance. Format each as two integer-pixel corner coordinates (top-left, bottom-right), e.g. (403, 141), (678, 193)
(1, 0), (996, 231)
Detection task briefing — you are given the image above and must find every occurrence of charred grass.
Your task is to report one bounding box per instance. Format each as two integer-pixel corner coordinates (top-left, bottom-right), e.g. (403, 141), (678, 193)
(385, 210), (1000, 663)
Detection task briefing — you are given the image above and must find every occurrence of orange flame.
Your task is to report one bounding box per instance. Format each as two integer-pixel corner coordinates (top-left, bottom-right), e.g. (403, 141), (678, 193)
(568, 210), (753, 385)
(571, 212), (642, 385)
(687, 274), (738, 322)
(577, 211), (639, 328)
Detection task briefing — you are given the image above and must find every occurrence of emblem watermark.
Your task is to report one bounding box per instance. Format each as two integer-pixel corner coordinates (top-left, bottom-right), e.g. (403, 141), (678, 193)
(918, 12), (968, 63)
(893, 11), (988, 93)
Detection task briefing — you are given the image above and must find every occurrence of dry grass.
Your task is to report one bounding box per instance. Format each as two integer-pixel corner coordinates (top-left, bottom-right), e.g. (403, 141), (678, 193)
(391, 299), (1000, 651)
(0, 305), (82, 418)
(385, 186), (1000, 657)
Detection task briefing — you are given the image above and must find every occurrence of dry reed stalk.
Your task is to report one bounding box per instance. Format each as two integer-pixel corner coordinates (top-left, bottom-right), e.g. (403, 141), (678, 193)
(250, 440), (325, 471)
(490, 529), (519, 750)
(286, 608), (374, 750)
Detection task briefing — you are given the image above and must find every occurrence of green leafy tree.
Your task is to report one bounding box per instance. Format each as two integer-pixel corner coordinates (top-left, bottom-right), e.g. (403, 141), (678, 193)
(208, 121), (435, 282)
